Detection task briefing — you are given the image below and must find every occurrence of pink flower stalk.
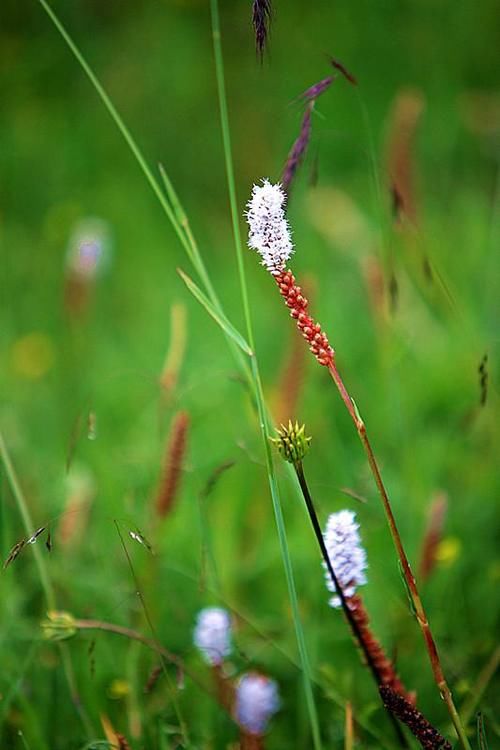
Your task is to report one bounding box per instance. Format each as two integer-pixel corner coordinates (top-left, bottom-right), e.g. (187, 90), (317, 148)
(246, 181), (334, 367)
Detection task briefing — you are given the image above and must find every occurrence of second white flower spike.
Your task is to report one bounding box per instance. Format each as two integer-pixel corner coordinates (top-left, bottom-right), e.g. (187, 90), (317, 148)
(323, 510), (368, 608)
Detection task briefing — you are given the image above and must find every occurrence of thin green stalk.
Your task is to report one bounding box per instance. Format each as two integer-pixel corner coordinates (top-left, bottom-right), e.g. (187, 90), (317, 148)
(0, 430), (94, 737)
(37, 4), (318, 743)
(37, 0), (215, 300)
(460, 645), (500, 729)
(0, 432), (54, 609)
(209, 2), (322, 747)
(114, 521), (189, 745)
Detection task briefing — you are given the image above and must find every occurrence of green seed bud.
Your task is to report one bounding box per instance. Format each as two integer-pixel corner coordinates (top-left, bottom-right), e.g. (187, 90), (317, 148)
(41, 610), (77, 641)
(270, 421), (311, 465)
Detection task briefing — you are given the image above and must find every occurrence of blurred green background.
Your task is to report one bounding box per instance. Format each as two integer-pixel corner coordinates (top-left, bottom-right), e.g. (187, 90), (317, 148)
(1, 0), (499, 748)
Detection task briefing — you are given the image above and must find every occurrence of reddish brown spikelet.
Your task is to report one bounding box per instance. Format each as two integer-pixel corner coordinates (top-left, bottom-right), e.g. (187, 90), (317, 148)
(282, 103), (314, 194)
(155, 411), (190, 518)
(274, 270), (334, 367)
(329, 56), (358, 85)
(380, 685), (452, 749)
(419, 492), (448, 583)
(241, 733), (264, 750)
(386, 89), (425, 224)
(115, 734), (132, 750)
(348, 594), (414, 703)
(64, 274), (92, 318)
(212, 663), (235, 713)
(275, 276), (315, 424)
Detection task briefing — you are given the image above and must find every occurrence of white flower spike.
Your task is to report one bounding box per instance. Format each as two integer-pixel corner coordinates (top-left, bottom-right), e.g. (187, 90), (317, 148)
(235, 672), (280, 736)
(193, 607), (232, 665)
(323, 510), (368, 607)
(245, 179), (294, 275)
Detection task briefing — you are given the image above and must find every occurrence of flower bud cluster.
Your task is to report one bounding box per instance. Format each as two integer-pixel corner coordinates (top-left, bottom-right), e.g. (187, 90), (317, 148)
(275, 269), (334, 366)
(271, 421), (311, 465)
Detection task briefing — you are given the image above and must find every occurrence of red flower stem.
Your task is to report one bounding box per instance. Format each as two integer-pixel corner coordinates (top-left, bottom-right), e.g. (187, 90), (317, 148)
(240, 733), (264, 750)
(326, 359), (471, 750)
(274, 267), (469, 747)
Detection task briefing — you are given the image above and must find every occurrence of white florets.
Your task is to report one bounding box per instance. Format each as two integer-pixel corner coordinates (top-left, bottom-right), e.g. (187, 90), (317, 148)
(235, 673), (280, 735)
(193, 607), (232, 665)
(245, 179), (294, 275)
(323, 510), (368, 608)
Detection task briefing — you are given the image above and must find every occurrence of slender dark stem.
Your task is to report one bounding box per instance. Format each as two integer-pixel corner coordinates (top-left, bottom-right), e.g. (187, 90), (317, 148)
(294, 462), (408, 748)
(327, 360), (471, 750)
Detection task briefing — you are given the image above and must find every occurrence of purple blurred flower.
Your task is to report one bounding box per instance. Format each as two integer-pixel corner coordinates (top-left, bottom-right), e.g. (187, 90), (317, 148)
(235, 672), (280, 735)
(298, 75), (335, 104)
(193, 607), (232, 665)
(282, 102), (314, 194)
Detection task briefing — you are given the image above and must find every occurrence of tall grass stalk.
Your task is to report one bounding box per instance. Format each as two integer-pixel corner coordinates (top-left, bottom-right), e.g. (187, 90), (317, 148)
(114, 521), (189, 744)
(209, 2), (322, 746)
(326, 361), (472, 750)
(0, 430), (94, 737)
(37, 1), (323, 744)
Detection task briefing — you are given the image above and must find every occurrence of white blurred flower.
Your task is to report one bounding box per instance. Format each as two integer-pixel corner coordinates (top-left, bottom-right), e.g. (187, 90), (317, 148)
(193, 607), (231, 665)
(245, 179), (293, 275)
(235, 672), (280, 736)
(66, 218), (111, 279)
(323, 510), (368, 607)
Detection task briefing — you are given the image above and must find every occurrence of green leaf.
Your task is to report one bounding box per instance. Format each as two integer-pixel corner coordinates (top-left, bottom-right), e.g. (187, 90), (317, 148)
(177, 268), (253, 356)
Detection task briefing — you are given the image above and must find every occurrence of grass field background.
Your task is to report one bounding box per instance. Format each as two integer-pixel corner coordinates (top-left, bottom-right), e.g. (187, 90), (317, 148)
(1, 1), (499, 747)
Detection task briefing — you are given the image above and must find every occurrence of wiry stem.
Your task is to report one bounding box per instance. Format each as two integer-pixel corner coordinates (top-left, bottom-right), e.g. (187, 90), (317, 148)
(270, 263), (470, 748)
(0, 430), (94, 737)
(295, 462), (408, 747)
(326, 359), (471, 750)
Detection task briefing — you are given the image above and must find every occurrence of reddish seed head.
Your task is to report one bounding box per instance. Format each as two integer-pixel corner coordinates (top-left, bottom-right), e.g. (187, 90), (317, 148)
(274, 270), (334, 366)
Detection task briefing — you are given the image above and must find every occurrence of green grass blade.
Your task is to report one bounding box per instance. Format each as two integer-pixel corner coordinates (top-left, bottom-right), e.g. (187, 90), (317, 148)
(477, 713), (490, 750)
(209, 1), (323, 746)
(177, 268), (253, 356)
(0, 431), (94, 738)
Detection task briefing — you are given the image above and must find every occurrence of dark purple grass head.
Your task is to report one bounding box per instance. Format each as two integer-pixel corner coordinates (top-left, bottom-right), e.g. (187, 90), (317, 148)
(282, 102), (314, 194)
(298, 76), (334, 104)
(252, 0), (272, 61)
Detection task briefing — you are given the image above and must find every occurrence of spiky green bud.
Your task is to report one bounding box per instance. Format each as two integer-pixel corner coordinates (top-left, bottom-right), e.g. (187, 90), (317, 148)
(41, 610), (77, 641)
(270, 421), (311, 465)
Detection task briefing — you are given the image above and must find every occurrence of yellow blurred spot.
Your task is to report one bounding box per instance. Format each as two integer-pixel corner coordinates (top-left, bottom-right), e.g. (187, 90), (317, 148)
(108, 678), (130, 699)
(455, 678), (470, 695)
(435, 537), (461, 565)
(11, 332), (55, 380)
(488, 560), (500, 581)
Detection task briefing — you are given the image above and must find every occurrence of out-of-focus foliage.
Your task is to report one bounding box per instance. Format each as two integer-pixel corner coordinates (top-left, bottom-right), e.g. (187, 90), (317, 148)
(1, 0), (499, 747)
